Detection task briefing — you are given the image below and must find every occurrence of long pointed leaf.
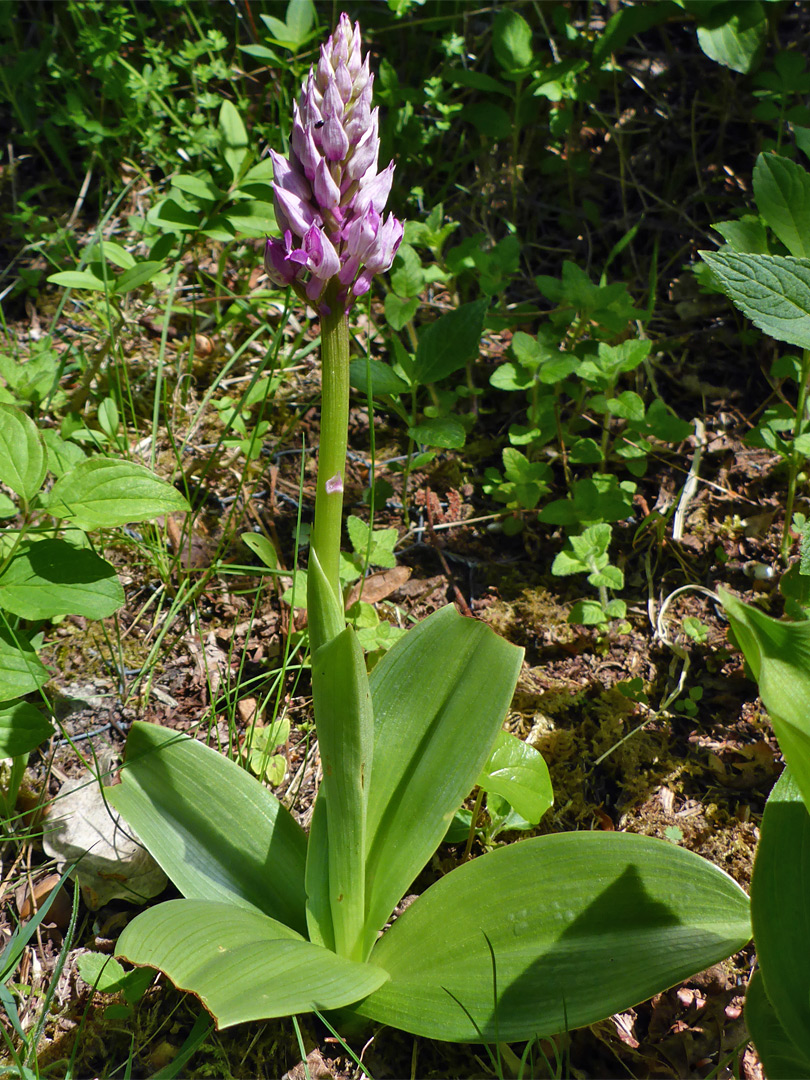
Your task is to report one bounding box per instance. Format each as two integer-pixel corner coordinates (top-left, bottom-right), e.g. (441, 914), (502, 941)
(745, 970), (810, 1080)
(363, 605), (523, 955)
(107, 723), (307, 934)
(750, 768), (810, 1062)
(350, 831), (750, 1043)
(308, 626), (372, 961)
(117, 899), (388, 1029)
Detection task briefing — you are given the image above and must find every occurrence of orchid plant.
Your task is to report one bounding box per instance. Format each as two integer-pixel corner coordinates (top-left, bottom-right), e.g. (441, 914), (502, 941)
(109, 14), (750, 1043)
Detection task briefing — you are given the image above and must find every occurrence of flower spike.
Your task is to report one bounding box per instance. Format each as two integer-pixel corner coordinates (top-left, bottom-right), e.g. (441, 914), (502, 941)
(264, 12), (403, 313)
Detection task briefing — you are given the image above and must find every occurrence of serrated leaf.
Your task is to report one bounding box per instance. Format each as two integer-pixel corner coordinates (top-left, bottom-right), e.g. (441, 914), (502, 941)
(699, 252), (810, 350)
(48, 459), (190, 529)
(696, 1), (766, 74)
(0, 405), (46, 502)
(753, 153), (810, 258)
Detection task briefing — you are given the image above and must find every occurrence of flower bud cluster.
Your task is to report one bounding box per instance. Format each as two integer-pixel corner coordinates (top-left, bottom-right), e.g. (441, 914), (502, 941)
(264, 13), (403, 314)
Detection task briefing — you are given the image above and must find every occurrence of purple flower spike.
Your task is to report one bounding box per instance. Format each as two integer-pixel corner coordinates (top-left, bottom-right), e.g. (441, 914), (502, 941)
(263, 12), (403, 313)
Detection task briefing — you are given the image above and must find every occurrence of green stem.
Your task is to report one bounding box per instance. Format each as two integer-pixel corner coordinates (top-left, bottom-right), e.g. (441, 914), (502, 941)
(783, 347), (810, 562)
(311, 286), (351, 599)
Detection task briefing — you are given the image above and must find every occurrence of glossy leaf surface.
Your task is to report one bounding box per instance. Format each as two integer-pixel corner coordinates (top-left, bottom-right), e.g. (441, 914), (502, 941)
(362, 605), (524, 955)
(0, 539), (124, 619)
(117, 899), (388, 1029)
(352, 832), (750, 1042)
(745, 970), (810, 1080)
(0, 405), (46, 503)
(477, 730), (553, 824)
(750, 768), (810, 1062)
(107, 722), (307, 935)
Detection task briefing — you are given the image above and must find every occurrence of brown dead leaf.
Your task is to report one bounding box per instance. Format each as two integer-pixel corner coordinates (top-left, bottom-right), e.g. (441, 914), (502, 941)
(344, 565), (411, 608)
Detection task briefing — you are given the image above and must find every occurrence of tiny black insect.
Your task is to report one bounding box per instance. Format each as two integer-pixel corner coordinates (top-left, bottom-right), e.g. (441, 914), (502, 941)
(314, 120), (325, 129)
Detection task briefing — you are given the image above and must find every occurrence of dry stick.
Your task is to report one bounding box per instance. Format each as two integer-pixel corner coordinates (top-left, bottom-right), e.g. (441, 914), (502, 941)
(424, 487), (473, 618)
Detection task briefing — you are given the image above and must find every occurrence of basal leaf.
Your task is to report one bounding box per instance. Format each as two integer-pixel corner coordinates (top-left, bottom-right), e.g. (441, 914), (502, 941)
(700, 252), (810, 350)
(362, 605), (524, 957)
(750, 768), (810, 1062)
(107, 722), (308, 934)
(351, 832), (750, 1042)
(48, 458), (190, 529)
(0, 405), (46, 503)
(0, 539), (123, 620)
(745, 970), (810, 1080)
(117, 899), (388, 1029)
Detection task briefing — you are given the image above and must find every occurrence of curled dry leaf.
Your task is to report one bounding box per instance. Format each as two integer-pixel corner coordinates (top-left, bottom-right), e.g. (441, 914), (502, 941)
(42, 764), (167, 909)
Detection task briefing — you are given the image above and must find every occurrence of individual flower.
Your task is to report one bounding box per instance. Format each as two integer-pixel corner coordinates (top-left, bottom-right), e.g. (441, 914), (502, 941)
(263, 13), (403, 314)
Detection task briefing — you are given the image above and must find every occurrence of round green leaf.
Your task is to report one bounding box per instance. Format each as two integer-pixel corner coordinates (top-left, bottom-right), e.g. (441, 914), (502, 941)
(477, 730), (553, 824)
(48, 458), (190, 529)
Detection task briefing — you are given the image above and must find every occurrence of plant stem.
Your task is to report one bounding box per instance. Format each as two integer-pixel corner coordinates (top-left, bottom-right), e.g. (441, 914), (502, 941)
(784, 347), (810, 562)
(311, 286), (350, 598)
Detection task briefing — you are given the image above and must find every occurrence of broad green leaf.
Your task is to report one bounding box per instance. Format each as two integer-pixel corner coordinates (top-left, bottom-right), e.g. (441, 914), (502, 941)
(700, 252), (810, 350)
(86, 240), (136, 270)
(106, 722), (308, 934)
(383, 294), (420, 332)
(696, 1), (766, 74)
(349, 358), (408, 398)
(46, 271), (108, 292)
(745, 970), (810, 1080)
(307, 627), (372, 961)
(492, 9), (534, 75)
(477, 731), (553, 824)
(0, 629), (49, 699)
(39, 430), (85, 478)
(114, 261), (164, 294)
(712, 216), (770, 254)
(75, 953), (153, 1004)
(407, 416), (466, 449)
(750, 769), (810, 1062)
(147, 198), (201, 233)
(362, 605), (524, 956)
(224, 201), (277, 236)
(171, 174), (224, 202)
(717, 587), (810, 810)
(241, 533), (280, 571)
(753, 153), (810, 258)
(0, 405), (46, 502)
(0, 539), (123, 620)
(117, 899), (387, 1029)
(413, 299), (488, 384)
(351, 831), (750, 1042)
(48, 458), (190, 529)
(0, 700), (52, 756)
